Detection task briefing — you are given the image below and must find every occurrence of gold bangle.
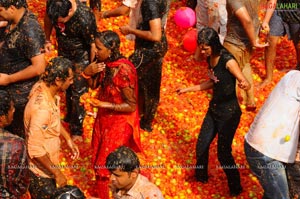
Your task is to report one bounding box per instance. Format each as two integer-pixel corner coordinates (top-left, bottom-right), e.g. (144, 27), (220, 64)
(81, 71), (91, 79)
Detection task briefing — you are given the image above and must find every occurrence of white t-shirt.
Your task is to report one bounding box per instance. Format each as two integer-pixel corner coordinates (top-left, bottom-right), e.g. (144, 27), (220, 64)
(122, 0), (138, 8)
(245, 70), (300, 163)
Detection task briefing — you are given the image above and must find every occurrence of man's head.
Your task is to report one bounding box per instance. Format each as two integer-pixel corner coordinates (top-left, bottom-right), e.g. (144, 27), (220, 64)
(40, 56), (74, 91)
(0, 90), (14, 128)
(0, 0), (27, 21)
(0, 0), (27, 9)
(46, 0), (73, 24)
(106, 146), (140, 191)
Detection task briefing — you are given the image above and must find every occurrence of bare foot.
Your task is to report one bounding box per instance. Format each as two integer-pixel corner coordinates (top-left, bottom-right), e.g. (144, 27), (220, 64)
(72, 135), (83, 142)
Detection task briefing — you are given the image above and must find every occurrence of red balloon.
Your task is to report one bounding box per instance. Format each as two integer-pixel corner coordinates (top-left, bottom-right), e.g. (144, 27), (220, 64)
(183, 28), (198, 53)
(174, 7), (196, 29)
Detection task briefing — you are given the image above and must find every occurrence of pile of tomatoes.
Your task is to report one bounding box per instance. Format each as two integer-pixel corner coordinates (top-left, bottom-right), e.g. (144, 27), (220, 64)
(24, 0), (297, 198)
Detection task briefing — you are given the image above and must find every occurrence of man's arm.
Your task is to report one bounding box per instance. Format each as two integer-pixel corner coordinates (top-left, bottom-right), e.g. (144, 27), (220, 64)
(60, 124), (80, 160)
(120, 18), (162, 42)
(234, 6), (268, 48)
(102, 4), (131, 18)
(44, 14), (53, 42)
(33, 155), (67, 187)
(234, 7), (257, 46)
(0, 53), (46, 86)
(261, 0), (277, 31)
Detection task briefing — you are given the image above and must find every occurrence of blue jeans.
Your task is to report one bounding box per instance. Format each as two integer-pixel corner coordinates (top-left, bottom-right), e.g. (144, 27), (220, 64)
(244, 141), (290, 199)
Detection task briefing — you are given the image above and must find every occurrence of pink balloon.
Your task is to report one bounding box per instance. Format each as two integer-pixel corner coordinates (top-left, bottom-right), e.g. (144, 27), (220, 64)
(183, 28), (197, 53)
(174, 7), (196, 29)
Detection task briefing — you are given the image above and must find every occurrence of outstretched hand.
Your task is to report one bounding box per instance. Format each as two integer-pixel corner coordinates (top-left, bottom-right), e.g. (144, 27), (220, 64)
(120, 25), (132, 35)
(85, 62), (105, 76)
(253, 38), (269, 48)
(66, 139), (80, 160)
(176, 88), (186, 95)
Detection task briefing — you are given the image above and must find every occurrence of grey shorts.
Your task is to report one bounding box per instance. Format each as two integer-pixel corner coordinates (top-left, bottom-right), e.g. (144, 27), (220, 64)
(270, 10), (300, 43)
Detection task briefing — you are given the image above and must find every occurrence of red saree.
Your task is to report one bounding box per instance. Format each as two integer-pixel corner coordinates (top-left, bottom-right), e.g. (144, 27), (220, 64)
(92, 58), (142, 178)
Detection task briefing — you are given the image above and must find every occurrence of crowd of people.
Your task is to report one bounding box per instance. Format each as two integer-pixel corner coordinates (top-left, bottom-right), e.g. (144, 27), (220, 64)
(0, 0), (300, 198)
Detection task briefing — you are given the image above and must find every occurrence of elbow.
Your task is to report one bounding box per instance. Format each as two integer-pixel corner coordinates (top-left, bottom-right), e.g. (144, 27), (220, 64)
(149, 31), (162, 42)
(244, 19), (253, 27)
(151, 34), (162, 42)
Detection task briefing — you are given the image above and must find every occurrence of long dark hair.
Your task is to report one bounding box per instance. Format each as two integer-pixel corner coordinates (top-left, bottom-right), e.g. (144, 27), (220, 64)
(96, 30), (124, 62)
(95, 31), (125, 89)
(197, 27), (224, 56)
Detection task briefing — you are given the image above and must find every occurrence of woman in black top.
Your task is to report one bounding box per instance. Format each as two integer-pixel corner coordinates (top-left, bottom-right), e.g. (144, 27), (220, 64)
(177, 27), (250, 196)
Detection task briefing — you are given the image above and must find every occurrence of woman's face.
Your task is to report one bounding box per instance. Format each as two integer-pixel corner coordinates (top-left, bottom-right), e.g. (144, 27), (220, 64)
(198, 44), (212, 57)
(95, 38), (111, 62)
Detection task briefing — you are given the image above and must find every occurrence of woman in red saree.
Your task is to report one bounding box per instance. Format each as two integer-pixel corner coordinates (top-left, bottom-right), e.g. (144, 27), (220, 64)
(82, 30), (142, 199)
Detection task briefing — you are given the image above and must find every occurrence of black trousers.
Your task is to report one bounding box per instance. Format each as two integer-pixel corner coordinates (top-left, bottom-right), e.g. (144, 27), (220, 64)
(65, 61), (89, 136)
(29, 171), (56, 199)
(130, 45), (167, 128)
(195, 107), (242, 194)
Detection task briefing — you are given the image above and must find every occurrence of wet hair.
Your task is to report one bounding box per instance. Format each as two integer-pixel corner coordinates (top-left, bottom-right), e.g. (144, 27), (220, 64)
(46, 0), (72, 23)
(96, 30), (123, 62)
(40, 56), (73, 86)
(0, 0), (27, 9)
(106, 146), (140, 172)
(51, 185), (85, 199)
(197, 27), (223, 55)
(0, 90), (12, 116)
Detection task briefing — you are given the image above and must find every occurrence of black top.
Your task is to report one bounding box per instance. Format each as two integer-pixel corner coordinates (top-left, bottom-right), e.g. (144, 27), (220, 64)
(48, 0), (97, 63)
(277, 0), (300, 23)
(135, 0), (169, 51)
(207, 49), (241, 117)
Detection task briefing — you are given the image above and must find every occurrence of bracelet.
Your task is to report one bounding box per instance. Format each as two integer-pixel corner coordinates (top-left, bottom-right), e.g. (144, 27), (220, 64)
(81, 71), (91, 79)
(45, 40), (51, 44)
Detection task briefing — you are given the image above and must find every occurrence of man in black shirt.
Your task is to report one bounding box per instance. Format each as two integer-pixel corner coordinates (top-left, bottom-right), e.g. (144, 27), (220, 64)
(45, 0), (98, 141)
(0, 0), (46, 138)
